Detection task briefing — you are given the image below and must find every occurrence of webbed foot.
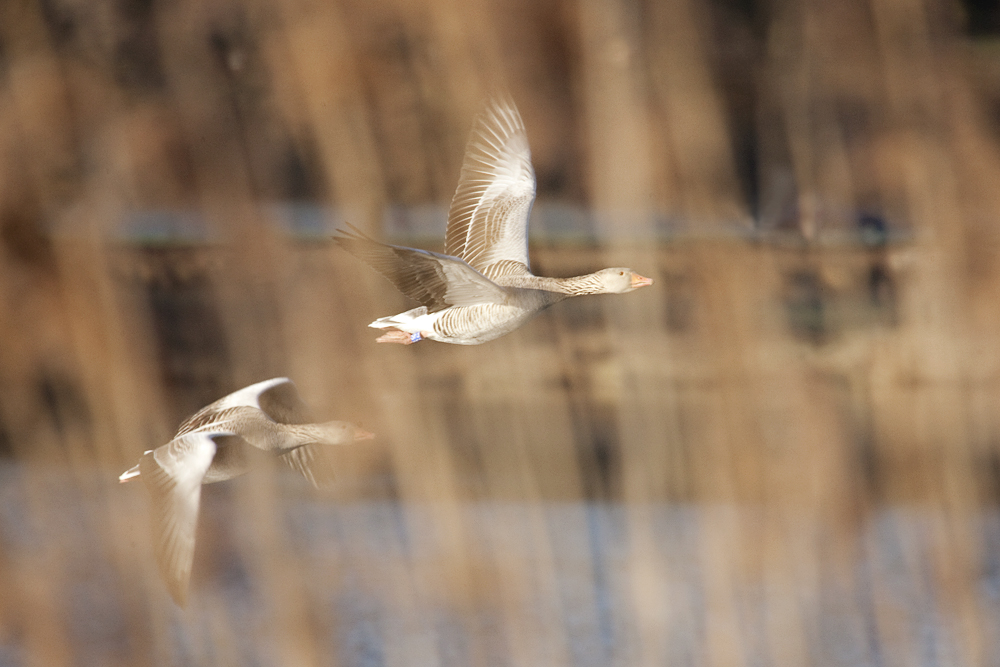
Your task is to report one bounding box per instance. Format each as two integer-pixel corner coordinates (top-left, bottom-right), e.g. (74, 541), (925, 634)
(375, 329), (424, 344)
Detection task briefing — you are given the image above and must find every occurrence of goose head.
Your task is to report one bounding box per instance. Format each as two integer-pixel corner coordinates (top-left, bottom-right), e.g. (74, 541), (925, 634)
(595, 268), (654, 293)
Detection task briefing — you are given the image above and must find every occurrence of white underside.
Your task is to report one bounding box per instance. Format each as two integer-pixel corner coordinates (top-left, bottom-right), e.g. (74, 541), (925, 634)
(367, 302), (541, 345)
(368, 306), (443, 338)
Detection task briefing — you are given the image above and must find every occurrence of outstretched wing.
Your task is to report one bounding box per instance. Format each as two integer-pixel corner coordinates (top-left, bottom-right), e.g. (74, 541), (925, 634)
(257, 380), (315, 425)
(176, 378), (292, 435)
(445, 97), (536, 280)
(280, 445), (338, 488)
(334, 225), (508, 312)
(139, 431), (225, 606)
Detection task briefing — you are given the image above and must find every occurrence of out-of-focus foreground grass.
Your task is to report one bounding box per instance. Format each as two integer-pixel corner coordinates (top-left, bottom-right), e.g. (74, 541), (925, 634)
(3, 0), (1000, 665)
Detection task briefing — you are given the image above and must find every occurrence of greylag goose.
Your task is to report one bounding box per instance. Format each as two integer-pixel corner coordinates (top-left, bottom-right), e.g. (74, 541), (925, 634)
(119, 377), (374, 605)
(334, 97), (653, 345)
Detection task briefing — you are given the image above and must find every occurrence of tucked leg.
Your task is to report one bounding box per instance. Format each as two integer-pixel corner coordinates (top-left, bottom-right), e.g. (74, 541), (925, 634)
(375, 329), (424, 344)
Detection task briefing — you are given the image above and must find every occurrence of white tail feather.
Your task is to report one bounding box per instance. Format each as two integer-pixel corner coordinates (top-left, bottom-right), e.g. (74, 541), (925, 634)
(369, 306), (428, 330)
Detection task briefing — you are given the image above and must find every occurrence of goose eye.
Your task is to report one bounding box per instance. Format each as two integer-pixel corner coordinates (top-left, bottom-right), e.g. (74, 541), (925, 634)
(619, 271), (624, 276)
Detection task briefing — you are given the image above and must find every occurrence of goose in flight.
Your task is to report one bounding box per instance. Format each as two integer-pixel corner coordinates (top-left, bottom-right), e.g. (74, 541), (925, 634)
(119, 377), (374, 605)
(335, 97), (653, 345)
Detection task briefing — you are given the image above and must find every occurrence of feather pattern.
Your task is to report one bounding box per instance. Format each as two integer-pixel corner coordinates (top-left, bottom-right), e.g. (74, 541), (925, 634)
(445, 97), (535, 280)
(120, 378), (373, 605)
(334, 97), (653, 346)
(280, 445), (339, 488)
(334, 225), (507, 312)
(176, 377), (290, 436)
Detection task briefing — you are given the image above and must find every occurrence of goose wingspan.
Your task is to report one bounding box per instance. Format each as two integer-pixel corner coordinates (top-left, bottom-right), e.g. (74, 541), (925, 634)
(445, 97), (536, 280)
(139, 431), (226, 606)
(334, 225), (507, 312)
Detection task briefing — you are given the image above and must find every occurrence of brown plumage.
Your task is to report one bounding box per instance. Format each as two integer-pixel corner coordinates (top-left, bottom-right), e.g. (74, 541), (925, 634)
(335, 97), (653, 345)
(119, 377), (374, 605)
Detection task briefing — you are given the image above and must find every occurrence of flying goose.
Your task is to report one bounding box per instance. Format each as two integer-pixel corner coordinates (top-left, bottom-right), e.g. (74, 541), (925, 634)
(335, 97), (653, 345)
(119, 377), (374, 605)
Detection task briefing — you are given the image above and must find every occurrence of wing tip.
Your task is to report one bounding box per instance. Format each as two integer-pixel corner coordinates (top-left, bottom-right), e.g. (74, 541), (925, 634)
(166, 577), (190, 607)
(479, 94), (524, 134)
(333, 222), (377, 245)
(256, 377), (293, 393)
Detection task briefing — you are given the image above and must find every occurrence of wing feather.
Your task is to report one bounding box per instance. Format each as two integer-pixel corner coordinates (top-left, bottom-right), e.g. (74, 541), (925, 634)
(334, 225), (507, 312)
(139, 432), (224, 606)
(445, 97), (536, 280)
(256, 380), (314, 425)
(176, 378), (291, 435)
(280, 444), (338, 488)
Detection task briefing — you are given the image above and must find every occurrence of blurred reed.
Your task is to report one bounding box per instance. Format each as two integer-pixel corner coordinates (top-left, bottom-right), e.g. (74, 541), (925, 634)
(2, 0), (1000, 664)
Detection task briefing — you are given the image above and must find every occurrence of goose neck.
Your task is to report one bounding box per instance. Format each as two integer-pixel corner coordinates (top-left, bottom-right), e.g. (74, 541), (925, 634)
(544, 273), (607, 296)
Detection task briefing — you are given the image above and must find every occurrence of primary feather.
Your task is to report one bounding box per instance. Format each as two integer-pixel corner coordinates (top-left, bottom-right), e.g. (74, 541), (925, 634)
(445, 97), (535, 279)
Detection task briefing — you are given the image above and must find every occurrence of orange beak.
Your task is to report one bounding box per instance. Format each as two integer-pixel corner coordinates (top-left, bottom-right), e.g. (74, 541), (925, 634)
(354, 428), (376, 441)
(631, 273), (653, 289)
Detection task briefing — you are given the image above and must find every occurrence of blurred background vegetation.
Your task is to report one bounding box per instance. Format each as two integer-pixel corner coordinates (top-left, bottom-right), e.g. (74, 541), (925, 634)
(3, 0), (1000, 664)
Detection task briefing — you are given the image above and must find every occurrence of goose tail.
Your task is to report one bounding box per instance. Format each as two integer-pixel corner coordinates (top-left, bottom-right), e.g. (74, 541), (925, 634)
(369, 306), (429, 330)
(119, 464), (141, 483)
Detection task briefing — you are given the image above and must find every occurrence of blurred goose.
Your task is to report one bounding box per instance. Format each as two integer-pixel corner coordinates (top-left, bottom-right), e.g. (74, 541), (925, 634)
(119, 377), (374, 605)
(335, 97), (653, 345)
